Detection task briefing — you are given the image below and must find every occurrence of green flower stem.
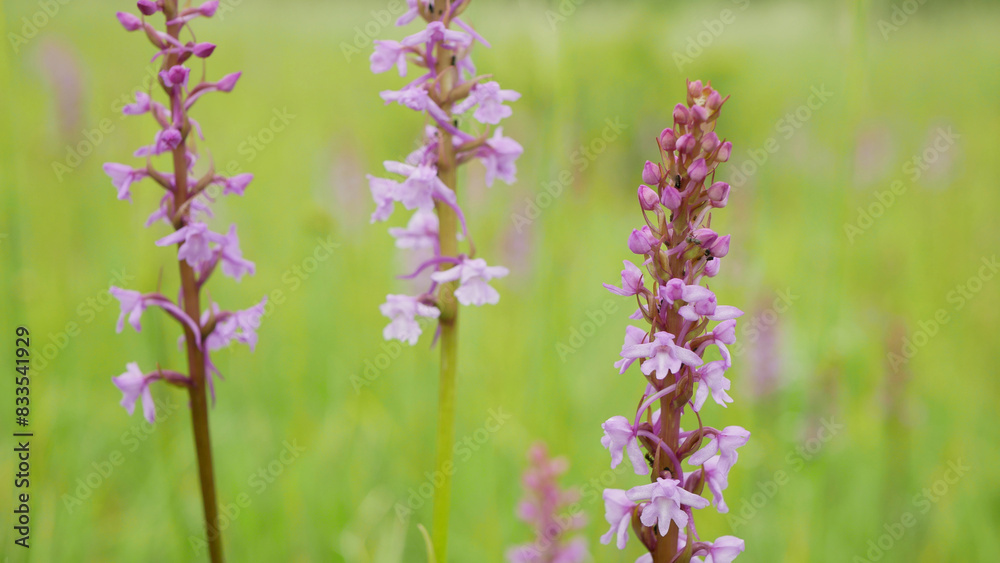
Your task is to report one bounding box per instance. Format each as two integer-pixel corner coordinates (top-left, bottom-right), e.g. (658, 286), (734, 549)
(431, 34), (460, 562)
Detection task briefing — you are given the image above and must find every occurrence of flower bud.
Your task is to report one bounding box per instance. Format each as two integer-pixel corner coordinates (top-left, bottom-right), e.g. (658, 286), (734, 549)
(659, 128), (676, 151)
(706, 90), (723, 112)
(709, 234), (731, 258)
(702, 132), (720, 153)
(687, 80), (703, 100)
(193, 42), (216, 58)
(687, 158), (708, 183)
(628, 226), (658, 255)
(676, 134), (695, 155)
(704, 258), (720, 277)
(638, 185), (659, 211)
(673, 103), (691, 125)
(116, 11), (143, 31)
(197, 0), (219, 17)
(707, 181), (730, 207)
(692, 228), (718, 248)
(642, 161), (662, 186)
(137, 0), (160, 15)
(216, 71), (242, 92)
(716, 141), (733, 162)
(691, 105), (709, 123)
(661, 187), (681, 211)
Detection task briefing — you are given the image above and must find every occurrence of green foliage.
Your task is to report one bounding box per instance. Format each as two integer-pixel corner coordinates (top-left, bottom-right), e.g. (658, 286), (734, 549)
(1, 1), (998, 561)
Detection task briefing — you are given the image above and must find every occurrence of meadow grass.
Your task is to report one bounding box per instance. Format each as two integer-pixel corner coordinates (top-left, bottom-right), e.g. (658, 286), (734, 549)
(1, 0), (998, 561)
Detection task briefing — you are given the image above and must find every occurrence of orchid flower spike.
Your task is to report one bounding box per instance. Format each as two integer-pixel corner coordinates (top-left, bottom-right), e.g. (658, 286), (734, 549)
(597, 81), (750, 561)
(367, 4), (522, 345)
(102, 4), (263, 556)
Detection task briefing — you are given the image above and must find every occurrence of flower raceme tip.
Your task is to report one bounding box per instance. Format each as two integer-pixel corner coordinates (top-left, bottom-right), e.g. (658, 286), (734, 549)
(103, 1), (263, 420)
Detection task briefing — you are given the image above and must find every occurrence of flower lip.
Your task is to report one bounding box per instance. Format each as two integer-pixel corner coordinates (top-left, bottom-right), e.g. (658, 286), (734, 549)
(380, 294), (440, 345)
(452, 81), (520, 125)
(601, 489), (637, 549)
(112, 362), (157, 423)
(429, 257), (509, 307)
(603, 260), (644, 297)
(601, 415), (649, 476)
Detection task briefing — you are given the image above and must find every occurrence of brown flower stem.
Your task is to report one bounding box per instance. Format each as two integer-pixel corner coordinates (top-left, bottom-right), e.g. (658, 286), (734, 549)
(173, 140), (224, 563)
(163, 1), (222, 560)
(653, 394), (682, 563)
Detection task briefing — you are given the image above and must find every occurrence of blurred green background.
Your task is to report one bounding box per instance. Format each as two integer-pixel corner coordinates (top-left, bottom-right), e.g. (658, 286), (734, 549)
(2, 0), (999, 561)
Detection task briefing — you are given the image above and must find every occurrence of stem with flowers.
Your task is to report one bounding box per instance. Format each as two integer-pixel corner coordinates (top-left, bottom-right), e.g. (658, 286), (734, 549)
(104, 2), (265, 561)
(367, 1), (523, 559)
(598, 81), (749, 563)
(506, 443), (589, 563)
